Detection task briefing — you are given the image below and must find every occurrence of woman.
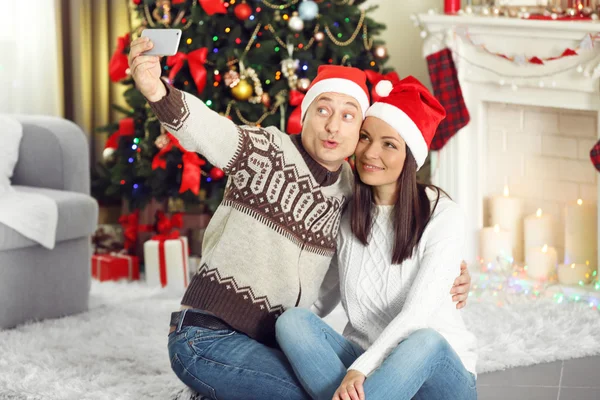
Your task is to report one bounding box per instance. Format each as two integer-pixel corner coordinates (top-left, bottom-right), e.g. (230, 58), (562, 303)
(275, 76), (478, 400)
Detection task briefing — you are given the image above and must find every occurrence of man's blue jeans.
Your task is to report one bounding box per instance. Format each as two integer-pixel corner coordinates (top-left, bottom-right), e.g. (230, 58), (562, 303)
(275, 308), (477, 400)
(167, 309), (310, 400)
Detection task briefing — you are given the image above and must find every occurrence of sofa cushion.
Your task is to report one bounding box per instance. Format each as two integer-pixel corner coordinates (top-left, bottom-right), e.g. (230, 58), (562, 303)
(0, 186), (98, 251)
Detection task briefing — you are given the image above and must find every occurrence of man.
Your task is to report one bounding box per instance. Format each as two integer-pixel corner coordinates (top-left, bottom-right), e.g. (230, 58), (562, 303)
(128, 37), (471, 400)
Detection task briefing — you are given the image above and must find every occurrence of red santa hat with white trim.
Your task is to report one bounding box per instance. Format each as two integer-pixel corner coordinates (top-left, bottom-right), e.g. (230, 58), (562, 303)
(366, 76), (446, 170)
(301, 65), (371, 121)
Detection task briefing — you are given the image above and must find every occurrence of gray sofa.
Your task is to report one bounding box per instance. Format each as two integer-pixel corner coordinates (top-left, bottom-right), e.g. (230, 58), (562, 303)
(0, 116), (98, 329)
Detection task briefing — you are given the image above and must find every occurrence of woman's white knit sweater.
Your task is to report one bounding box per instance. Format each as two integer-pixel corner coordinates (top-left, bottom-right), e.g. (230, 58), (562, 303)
(312, 189), (478, 377)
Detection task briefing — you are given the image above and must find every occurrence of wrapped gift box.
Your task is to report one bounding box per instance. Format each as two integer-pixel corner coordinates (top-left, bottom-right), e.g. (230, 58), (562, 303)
(144, 235), (190, 291)
(92, 253), (140, 282)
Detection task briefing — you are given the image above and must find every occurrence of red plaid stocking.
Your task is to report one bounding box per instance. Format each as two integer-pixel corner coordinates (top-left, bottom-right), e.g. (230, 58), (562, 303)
(590, 139), (600, 172)
(426, 48), (470, 151)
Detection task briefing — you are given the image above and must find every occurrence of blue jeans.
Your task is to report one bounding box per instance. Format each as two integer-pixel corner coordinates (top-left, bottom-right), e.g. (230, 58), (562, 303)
(275, 308), (477, 400)
(167, 309), (310, 400)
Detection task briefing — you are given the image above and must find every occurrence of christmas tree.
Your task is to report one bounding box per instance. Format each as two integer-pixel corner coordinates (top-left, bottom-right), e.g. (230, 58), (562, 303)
(95, 0), (396, 212)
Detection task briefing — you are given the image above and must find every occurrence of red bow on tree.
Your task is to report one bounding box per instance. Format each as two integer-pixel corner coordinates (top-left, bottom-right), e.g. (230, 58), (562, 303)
(154, 210), (183, 236)
(286, 90), (305, 135)
(152, 133), (206, 195)
(118, 210), (139, 253)
(109, 33), (130, 83)
(365, 70), (400, 103)
(199, 0), (227, 15)
(104, 117), (135, 150)
(167, 48), (209, 94)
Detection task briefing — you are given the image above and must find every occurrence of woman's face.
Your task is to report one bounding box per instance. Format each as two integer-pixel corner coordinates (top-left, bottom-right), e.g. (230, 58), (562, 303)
(354, 116), (406, 187)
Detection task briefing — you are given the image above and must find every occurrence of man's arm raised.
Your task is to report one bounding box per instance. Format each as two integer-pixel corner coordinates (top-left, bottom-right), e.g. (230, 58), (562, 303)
(129, 36), (245, 172)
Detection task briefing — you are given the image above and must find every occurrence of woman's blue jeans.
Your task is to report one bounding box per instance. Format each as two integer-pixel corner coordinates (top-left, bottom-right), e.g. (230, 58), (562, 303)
(275, 308), (477, 400)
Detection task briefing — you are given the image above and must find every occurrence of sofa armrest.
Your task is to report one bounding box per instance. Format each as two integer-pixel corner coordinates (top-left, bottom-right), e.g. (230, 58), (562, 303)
(11, 115), (90, 195)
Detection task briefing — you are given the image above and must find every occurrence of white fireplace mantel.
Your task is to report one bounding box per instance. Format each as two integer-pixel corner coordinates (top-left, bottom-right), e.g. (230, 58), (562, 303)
(419, 14), (600, 263)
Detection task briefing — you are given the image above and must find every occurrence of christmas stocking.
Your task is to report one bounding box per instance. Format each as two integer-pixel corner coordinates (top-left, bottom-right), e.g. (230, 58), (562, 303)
(426, 48), (470, 151)
(590, 139), (600, 172)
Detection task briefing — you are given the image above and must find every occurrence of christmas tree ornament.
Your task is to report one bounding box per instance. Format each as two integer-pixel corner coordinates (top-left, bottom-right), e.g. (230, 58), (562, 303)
(314, 31), (325, 42)
(261, 92), (271, 108)
(234, 2), (253, 20)
(296, 77), (311, 92)
(224, 70), (241, 88)
(153, 0), (173, 25)
(288, 12), (304, 32)
(209, 167), (225, 180)
(298, 0), (319, 21)
(103, 148), (116, 164)
(231, 79), (254, 100)
(133, 0), (142, 5)
(274, 10), (282, 21)
(243, 65), (264, 104)
(374, 45), (387, 59)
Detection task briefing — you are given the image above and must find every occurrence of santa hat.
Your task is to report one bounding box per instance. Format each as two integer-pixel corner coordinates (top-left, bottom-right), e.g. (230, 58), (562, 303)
(301, 65), (370, 121)
(365, 76), (446, 170)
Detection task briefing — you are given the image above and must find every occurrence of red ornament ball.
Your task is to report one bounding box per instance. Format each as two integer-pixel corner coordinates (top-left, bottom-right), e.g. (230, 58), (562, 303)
(234, 3), (252, 20)
(209, 167), (225, 180)
(133, 0), (141, 4)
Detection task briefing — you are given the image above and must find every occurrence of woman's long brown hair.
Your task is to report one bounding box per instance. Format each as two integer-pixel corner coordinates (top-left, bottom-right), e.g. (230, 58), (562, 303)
(350, 147), (447, 264)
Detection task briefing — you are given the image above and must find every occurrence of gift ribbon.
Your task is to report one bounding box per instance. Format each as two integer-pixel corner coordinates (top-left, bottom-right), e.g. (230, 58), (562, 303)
(109, 33), (130, 83)
(167, 48), (209, 94)
(118, 210), (140, 252)
(104, 117), (136, 150)
(151, 134), (206, 194)
(286, 90), (305, 135)
(365, 70), (400, 103)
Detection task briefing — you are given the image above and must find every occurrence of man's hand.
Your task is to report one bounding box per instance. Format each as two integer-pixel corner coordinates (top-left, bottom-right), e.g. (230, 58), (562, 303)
(332, 370), (366, 400)
(450, 261), (471, 309)
(128, 37), (166, 102)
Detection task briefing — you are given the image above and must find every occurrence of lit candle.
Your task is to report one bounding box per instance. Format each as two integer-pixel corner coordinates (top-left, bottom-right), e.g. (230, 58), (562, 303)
(564, 199), (597, 269)
(524, 208), (556, 254)
(490, 185), (524, 262)
(479, 224), (513, 266)
(557, 262), (594, 285)
(526, 244), (558, 280)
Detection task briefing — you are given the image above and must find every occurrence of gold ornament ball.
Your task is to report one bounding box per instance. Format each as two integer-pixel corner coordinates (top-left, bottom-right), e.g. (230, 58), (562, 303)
(592, 13), (599, 20)
(231, 79), (254, 101)
(582, 6), (593, 16)
(492, 7), (501, 16)
(374, 46), (387, 59)
(314, 31), (325, 42)
(296, 78), (311, 92)
(566, 7), (577, 16)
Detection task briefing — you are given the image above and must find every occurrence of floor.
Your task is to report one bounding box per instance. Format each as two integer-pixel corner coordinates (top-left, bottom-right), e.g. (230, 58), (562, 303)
(477, 355), (600, 399)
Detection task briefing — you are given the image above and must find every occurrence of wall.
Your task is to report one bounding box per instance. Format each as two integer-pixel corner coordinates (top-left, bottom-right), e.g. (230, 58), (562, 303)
(364, 0), (439, 88)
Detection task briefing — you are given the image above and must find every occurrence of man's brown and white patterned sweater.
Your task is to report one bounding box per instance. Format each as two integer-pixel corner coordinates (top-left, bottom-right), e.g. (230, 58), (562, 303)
(149, 85), (353, 346)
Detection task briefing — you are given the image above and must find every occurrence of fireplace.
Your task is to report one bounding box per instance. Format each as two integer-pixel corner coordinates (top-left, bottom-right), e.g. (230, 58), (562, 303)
(419, 14), (600, 277)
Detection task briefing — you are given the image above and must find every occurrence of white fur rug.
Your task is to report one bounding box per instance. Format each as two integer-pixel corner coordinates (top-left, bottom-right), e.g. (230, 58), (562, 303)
(1, 279), (599, 399)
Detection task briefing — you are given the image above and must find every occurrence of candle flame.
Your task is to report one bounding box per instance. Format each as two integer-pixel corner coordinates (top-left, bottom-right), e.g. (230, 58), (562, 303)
(536, 208), (542, 217)
(542, 244), (548, 253)
(577, 199), (583, 206)
(571, 263), (576, 269)
(493, 224), (500, 232)
(503, 185), (509, 197)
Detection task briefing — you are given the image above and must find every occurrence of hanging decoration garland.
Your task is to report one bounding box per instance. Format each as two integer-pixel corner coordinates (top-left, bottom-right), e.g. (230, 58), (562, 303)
(454, 28), (599, 66)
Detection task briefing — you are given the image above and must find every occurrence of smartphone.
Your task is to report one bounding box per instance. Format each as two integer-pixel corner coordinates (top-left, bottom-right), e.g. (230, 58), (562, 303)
(141, 29), (182, 56)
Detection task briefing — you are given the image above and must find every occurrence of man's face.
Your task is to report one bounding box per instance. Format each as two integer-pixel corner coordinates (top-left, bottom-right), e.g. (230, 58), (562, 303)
(301, 93), (363, 171)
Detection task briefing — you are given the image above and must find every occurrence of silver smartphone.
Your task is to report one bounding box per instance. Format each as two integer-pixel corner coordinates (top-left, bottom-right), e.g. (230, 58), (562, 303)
(141, 29), (182, 56)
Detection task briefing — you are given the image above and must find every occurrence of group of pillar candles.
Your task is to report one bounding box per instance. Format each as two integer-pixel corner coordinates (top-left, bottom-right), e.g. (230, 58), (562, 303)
(480, 186), (598, 285)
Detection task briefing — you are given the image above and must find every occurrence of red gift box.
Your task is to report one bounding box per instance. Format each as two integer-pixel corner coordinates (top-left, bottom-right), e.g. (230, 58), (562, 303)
(92, 253), (140, 282)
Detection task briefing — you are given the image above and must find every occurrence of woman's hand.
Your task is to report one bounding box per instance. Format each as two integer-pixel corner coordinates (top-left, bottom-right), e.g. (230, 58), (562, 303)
(332, 370), (366, 400)
(451, 261), (471, 309)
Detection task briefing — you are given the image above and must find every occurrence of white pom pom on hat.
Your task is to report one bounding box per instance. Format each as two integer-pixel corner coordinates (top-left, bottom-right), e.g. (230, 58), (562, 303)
(375, 80), (393, 97)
